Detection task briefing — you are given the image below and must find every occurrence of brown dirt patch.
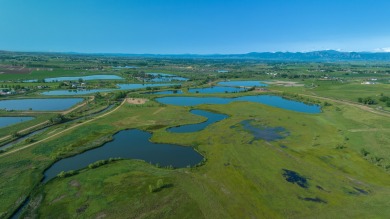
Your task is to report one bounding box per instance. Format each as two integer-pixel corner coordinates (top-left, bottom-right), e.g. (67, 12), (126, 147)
(69, 180), (81, 187)
(0, 65), (32, 74)
(51, 195), (66, 204)
(265, 80), (304, 87)
(126, 98), (148, 104)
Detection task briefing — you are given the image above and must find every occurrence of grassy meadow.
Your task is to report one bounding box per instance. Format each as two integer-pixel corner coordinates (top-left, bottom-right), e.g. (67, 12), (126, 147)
(1, 55), (390, 218)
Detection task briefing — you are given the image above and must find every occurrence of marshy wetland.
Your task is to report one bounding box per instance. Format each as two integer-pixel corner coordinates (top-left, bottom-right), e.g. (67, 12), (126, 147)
(1, 52), (390, 219)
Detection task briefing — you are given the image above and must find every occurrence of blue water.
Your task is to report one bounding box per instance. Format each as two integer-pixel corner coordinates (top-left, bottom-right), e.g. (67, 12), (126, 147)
(0, 98), (83, 111)
(156, 95), (321, 113)
(0, 117), (34, 128)
(238, 120), (289, 142)
(189, 86), (246, 94)
(42, 84), (177, 95)
(168, 110), (228, 133)
(43, 129), (203, 182)
(218, 81), (268, 87)
(143, 90), (183, 95)
(146, 73), (188, 82)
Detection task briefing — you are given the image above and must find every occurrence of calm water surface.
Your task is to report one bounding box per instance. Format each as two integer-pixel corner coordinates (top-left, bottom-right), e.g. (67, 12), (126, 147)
(0, 98), (83, 111)
(168, 110), (228, 133)
(43, 129), (203, 182)
(156, 95), (320, 113)
(0, 117), (34, 128)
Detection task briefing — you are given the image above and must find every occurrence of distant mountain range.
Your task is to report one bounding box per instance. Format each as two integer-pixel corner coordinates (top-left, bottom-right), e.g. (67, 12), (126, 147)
(3, 50), (390, 61)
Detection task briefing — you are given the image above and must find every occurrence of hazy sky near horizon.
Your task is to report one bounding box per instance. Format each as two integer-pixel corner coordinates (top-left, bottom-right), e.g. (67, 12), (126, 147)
(1, 0), (390, 54)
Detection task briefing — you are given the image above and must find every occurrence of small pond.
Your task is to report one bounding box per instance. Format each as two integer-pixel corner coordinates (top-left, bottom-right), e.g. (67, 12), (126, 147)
(145, 73), (189, 82)
(218, 81), (268, 87)
(156, 95), (321, 113)
(42, 84), (177, 95)
(168, 110), (228, 133)
(189, 86), (247, 94)
(43, 129), (203, 182)
(0, 98), (83, 111)
(0, 117), (34, 128)
(235, 120), (289, 142)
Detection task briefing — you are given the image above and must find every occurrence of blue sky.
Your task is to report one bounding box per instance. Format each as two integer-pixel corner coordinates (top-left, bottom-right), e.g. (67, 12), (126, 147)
(1, 0), (390, 54)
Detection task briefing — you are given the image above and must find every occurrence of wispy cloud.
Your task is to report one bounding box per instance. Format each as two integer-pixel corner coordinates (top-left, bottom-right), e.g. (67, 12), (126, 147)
(374, 47), (390, 52)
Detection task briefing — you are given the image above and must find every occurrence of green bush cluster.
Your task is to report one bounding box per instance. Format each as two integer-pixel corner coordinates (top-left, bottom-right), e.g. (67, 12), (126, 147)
(88, 158), (121, 169)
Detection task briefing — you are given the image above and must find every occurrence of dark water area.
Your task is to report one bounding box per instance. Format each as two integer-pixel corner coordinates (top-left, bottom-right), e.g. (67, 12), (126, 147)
(239, 120), (289, 142)
(282, 169), (309, 188)
(168, 110), (228, 133)
(0, 128), (48, 151)
(0, 98), (83, 111)
(298, 196), (327, 203)
(43, 129), (203, 183)
(10, 197), (30, 219)
(0, 117), (34, 128)
(156, 95), (321, 113)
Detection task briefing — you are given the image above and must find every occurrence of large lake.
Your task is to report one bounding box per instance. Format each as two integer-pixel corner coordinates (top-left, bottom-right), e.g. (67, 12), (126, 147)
(156, 95), (321, 113)
(0, 98), (83, 111)
(43, 129), (203, 182)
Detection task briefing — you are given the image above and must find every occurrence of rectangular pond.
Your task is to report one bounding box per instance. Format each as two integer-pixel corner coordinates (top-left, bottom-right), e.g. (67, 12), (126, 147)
(145, 73), (189, 82)
(0, 117), (35, 128)
(0, 98), (83, 111)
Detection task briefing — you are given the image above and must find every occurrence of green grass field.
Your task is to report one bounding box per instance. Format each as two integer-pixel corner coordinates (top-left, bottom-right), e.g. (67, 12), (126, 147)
(1, 56), (390, 218)
(1, 91), (389, 218)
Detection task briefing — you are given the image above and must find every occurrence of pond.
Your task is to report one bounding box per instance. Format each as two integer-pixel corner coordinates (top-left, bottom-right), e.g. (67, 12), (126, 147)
(236, 120), (289, 142)
(0, 128), (48, 151)
(156, 95), (321, 113)
(0, 98), (83, 111)
(145, 73), (189, 82)
(41, 84), (177, 95)
(218, 80), (268, 87)
(168, 110), (228, 133)
(43, 129), (203, 183)
(189, 86), (247, 94)
(0, 117), (34, 128)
